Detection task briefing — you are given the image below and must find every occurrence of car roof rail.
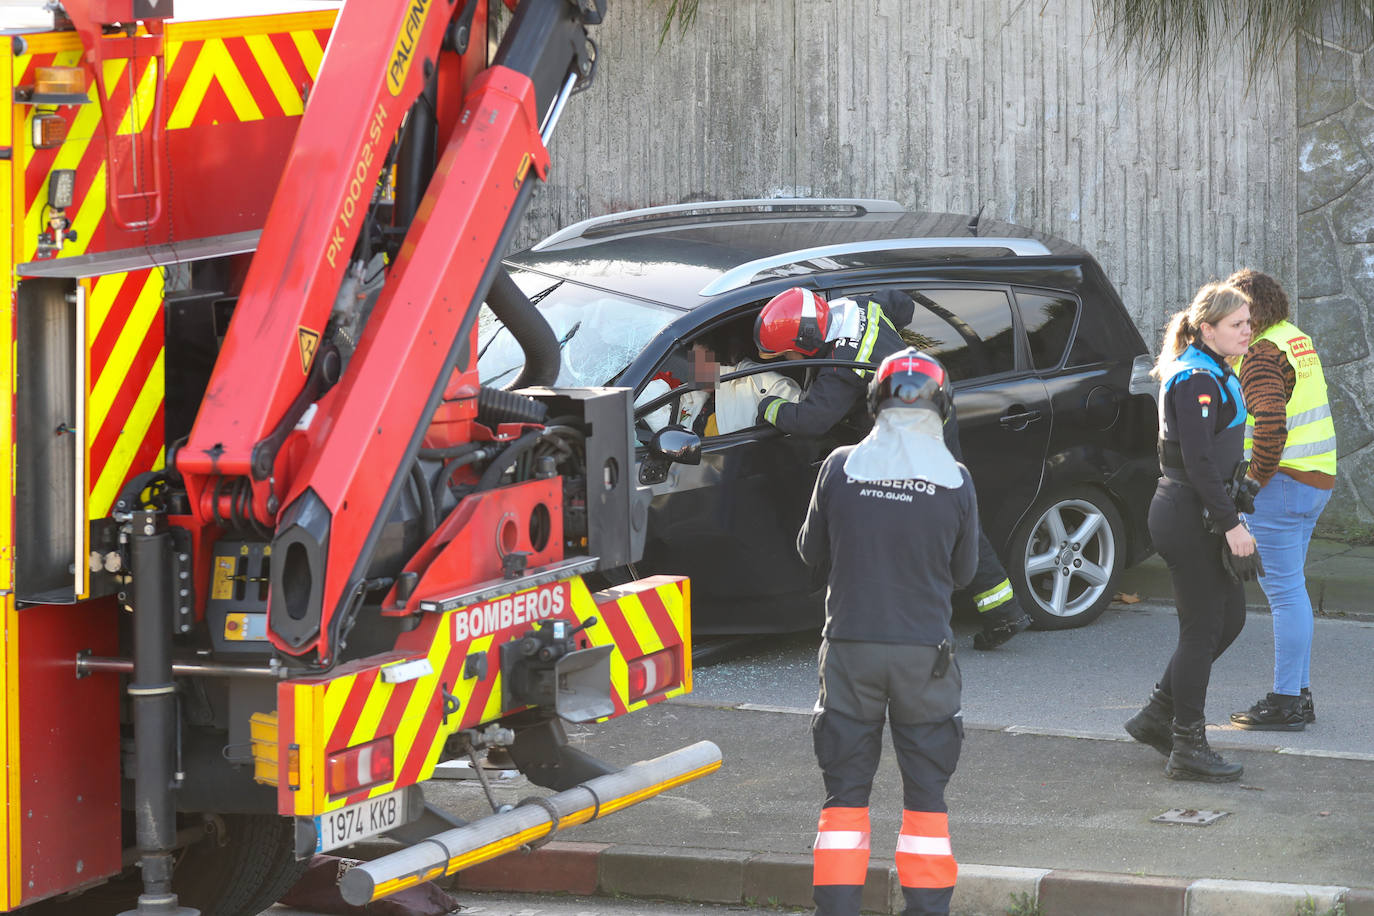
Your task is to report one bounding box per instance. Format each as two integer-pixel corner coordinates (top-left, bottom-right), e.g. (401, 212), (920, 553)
(698, 237), (1054, 296)
(531, 198), (905, 251)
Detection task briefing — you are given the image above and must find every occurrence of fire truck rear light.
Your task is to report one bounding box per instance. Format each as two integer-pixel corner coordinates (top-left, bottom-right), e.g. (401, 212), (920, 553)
(34, 66), (85, 98)
(327, 737), (395, 797)
(626, 647), (678, 702)
(31, 112), (68, 149)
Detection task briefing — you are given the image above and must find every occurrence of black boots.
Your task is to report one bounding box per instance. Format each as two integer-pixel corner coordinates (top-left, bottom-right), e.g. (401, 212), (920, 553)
(1230, 692), (1306, 731)
(1124, 685), (1174, 756)
(1301, 687), (1316, 724)
(1165, 720), (1243, 782)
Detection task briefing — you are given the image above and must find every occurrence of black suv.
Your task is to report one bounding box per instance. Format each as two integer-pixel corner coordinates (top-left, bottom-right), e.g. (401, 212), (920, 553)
(483, 199), (1159, 634)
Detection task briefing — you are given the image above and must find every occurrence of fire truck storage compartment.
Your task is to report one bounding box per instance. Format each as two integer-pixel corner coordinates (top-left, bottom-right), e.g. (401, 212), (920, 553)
(16, 277), (81, 604)
(524, 386), (640, 570)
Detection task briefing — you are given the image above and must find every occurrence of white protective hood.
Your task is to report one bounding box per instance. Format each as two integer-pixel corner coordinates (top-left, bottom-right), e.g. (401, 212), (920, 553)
(843, 408), (964, 488)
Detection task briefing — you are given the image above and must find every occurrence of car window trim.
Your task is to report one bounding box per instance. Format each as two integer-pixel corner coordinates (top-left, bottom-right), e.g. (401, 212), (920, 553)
(1009, 284), (1086, 374)
(825, 280), (1032, 379)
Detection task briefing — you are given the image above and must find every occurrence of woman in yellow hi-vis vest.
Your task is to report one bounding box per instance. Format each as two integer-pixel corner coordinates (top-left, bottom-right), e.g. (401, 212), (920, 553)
(1226, 270), (1337, 731)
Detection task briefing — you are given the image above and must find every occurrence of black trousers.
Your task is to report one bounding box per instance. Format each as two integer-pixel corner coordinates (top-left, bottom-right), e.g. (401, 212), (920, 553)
(1148, 478), (1246, 724)
(813, 640), (962, 916)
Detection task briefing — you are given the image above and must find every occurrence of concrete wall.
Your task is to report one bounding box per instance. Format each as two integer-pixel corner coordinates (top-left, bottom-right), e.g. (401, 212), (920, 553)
(1295, 28), (1374, 534)
(521, 1), (1373, 532)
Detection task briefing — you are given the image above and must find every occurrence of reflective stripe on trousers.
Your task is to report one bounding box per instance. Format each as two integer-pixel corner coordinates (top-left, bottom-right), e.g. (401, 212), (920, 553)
(895, 809), (957, 889)
(813, 806), (871, 886)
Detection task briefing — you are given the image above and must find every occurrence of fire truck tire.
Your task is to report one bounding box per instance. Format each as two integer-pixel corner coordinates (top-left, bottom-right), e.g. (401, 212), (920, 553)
(173, 813), (309, 916)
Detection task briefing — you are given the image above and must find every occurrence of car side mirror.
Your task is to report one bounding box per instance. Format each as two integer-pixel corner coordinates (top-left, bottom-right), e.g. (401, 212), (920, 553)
(639, 425), (702, 485)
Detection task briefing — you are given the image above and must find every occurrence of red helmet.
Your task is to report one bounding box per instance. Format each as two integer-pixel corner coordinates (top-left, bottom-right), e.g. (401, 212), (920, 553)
(867, 348), (952, 419)
(753, 288), (830, 356)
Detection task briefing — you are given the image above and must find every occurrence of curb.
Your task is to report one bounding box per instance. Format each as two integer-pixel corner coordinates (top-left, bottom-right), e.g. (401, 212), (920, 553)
(355, 839), (1374, 915)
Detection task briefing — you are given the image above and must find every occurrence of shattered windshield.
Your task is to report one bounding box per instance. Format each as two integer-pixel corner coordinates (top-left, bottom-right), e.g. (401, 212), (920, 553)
(478, 272), (680, 387)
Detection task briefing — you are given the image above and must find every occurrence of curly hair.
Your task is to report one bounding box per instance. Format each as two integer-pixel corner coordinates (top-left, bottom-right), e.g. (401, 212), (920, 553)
(1226, 268), (1289, 336)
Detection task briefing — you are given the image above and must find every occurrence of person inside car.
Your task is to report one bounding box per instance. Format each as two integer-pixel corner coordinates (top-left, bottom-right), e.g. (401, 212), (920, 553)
(754, 286), (1030, 650)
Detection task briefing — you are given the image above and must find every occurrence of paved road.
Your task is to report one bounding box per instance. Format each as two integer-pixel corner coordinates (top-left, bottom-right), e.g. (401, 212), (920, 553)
(691, 600), (1374, 757)
(271, 893), (762, 915)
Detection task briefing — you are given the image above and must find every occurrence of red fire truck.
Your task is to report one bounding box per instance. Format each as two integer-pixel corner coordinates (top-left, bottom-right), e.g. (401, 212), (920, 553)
(2, 1), (714, 912)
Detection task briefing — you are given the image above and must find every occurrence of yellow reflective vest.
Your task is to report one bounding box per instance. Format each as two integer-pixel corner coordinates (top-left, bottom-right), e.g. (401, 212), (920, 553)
(1240, 320), (1337, 475)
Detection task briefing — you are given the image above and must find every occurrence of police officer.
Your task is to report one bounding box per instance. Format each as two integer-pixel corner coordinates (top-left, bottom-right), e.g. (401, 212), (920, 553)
(756, 287), (1029, 649)
(797, 349), (978, 916)
(1124, 282), (1260, 782)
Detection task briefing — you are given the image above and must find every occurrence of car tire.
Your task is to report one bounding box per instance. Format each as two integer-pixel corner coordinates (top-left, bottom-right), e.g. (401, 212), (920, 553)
(1008, 486), (1124, 630)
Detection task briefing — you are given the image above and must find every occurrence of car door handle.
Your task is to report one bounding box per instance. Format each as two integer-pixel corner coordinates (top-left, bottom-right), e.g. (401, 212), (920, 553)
(999, 408), (1044, 428)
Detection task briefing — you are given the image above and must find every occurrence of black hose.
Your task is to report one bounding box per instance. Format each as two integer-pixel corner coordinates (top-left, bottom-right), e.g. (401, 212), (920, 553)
(410, 462), (436, 534)
(487, 267), (560, 390)
(477, 385), (548, 427)
(431, 449), (488, 507)
(476, 430), (543, 492)
(418, 441), (484, 460)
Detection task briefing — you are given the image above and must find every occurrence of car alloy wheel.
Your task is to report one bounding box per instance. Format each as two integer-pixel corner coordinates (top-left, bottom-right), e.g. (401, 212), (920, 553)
(1011, 488), (1123, 629)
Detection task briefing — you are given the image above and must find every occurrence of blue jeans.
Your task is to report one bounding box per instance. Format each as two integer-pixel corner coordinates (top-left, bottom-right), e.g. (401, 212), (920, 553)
(1247, 472), (1332, 696)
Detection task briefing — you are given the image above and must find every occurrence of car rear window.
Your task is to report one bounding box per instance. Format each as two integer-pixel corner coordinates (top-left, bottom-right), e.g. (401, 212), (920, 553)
(899, 288), (1017, 382)
(1013, 289), (1079, 370)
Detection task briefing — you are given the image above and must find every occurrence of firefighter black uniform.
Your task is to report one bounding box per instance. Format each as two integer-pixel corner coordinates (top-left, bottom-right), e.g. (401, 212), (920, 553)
(796, 350), (979, 916)
(755, 287), (1028, 650)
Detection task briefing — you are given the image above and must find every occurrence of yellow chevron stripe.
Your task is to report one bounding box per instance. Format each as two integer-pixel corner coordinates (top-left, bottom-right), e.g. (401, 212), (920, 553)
(169, 11), (337, 44)
(169, 39), (218, 126)
(87, 272), (161, 425)
(346, 669), (394, 753)
(60, 161), (105, 260)
(169, 38), (263, 129)
(388, 634), (481, 793)
(620, 593), (667, 654)
(90, 348), (164, 518)
(291, 28), (326, 78)
(479, 671), (506, 723)
(321, 676), (353, 751)
(87, 272), (124, 343)
(245, 32), (304, 116)
(112, 56), (160, 135)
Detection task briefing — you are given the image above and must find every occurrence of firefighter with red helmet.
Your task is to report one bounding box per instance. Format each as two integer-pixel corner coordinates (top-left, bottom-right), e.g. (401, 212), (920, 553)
(797, 348), (978, 916)
(758, 287), (1029, 651)
(753, 287), (908, 437)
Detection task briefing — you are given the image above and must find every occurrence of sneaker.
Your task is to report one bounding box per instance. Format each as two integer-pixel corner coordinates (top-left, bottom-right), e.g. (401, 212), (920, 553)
(1230, 693), (1305, 731)
(1301, 688), (1316, 725)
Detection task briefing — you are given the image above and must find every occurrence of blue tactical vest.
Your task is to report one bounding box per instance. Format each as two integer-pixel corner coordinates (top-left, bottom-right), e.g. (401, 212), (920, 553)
(1161, 345), (1246, 430)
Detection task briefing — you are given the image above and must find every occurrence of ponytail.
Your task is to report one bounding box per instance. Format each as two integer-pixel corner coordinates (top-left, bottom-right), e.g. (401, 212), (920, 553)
(1150, 282), (1250, 380)
(1151, 310), (1194, 379)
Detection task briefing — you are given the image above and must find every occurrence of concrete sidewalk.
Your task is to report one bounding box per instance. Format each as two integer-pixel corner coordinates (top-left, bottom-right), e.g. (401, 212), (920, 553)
(342, 537), (1374, 916)
(369, 700), (1374, 916)
(1117, 535), (1373, 618)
